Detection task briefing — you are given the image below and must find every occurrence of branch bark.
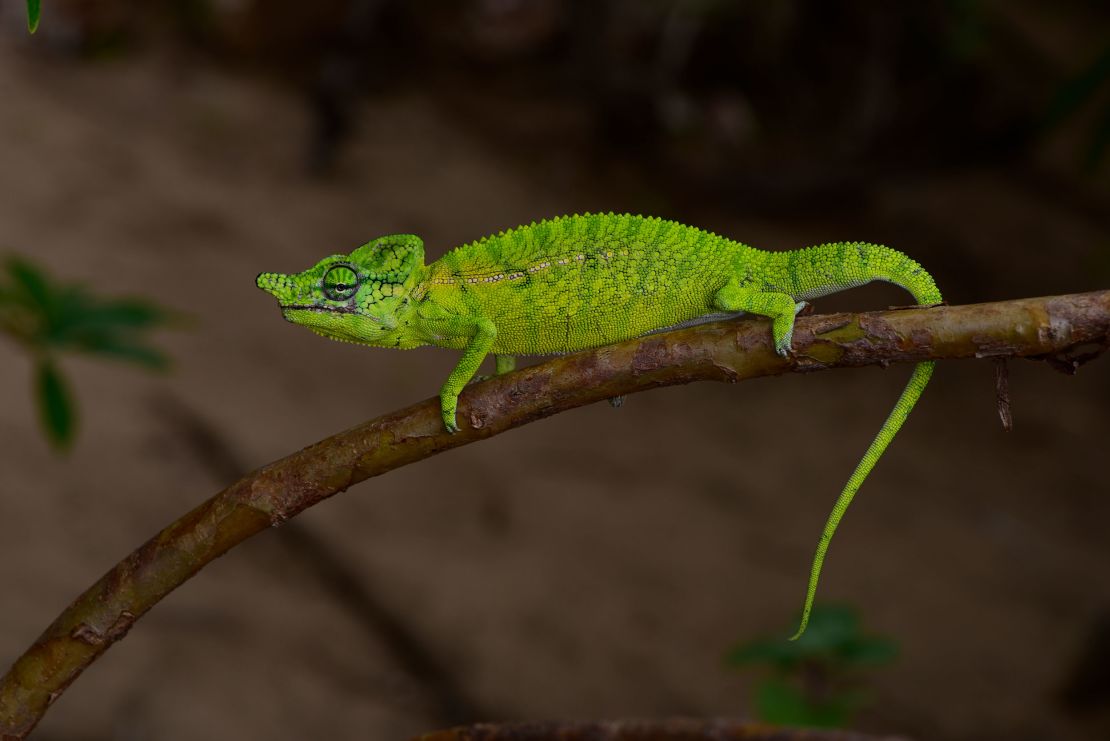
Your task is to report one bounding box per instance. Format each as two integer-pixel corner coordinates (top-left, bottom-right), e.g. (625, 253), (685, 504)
(2, 291), (1108, 739)
(413, 719), (909, 740)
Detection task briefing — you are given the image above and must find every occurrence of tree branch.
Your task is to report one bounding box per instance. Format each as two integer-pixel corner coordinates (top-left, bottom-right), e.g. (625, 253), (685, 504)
(2, 291), (1108, 739)
(413, 719), (909, 740)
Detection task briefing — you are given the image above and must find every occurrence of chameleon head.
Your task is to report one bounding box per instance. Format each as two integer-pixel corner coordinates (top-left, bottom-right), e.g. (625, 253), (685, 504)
(256, 234), (424, 346)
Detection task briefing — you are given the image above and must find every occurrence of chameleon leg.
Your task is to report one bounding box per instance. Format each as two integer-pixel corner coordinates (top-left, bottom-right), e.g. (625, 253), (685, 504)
(440, 318), (497, 433)
(713, 282), (800, 356)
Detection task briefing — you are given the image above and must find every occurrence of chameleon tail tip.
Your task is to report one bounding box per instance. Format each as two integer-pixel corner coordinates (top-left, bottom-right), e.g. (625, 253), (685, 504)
(788, 604), (814, 641)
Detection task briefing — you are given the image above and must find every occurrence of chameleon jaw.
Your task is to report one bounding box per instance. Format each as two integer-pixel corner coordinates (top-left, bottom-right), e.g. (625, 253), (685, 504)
(282, 304), (359, 316)
(280, 306), (394, 346)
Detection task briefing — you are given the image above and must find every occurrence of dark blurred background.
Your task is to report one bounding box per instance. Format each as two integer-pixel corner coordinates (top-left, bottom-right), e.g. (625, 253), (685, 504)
(1, 1), (1109, 739)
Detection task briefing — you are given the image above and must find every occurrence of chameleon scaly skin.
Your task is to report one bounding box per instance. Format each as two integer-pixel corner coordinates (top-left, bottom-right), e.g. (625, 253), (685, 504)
(257, 213), (942, 638)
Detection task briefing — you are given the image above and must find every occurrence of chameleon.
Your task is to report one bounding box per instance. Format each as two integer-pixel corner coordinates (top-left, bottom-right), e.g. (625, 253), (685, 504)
(256, 213), (942, 638)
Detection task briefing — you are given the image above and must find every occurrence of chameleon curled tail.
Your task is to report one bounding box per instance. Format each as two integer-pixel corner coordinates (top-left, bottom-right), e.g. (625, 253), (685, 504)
(776, 243), (942, 639)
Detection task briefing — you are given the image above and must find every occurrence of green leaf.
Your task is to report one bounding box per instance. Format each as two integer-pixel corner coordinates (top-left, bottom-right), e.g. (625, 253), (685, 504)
(725, 638), (805, 669)
(838, 635), (899, 666)
(727, 605), (871, 670)
(26, 0), (41, 34)
(754, 677), (852, 728)
(35, 358), (76, 451)
(48, 301), (173, 367)
(1, 256), (178, 362)
(77, 299), (172, 329)
(81, 336), (169, 369)
(5, 257), (54, 313)
(2, 254), (177, 449)
(754, 677), (810, 725)
(791, 604), (860, 651)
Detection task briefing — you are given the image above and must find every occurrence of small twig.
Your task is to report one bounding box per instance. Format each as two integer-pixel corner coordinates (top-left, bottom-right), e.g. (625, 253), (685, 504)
(1, 291), (1108, 739)
(993, 358), (1013, 431)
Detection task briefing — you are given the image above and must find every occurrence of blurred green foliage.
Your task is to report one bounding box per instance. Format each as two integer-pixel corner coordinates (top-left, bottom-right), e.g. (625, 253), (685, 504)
(727, 605), (897, 728)
(0, 256), (174, 451)
(26, 0), (40, 34)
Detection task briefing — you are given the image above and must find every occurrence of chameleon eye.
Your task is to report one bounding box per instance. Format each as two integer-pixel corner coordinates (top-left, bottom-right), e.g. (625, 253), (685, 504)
(322, 264), (360, 301)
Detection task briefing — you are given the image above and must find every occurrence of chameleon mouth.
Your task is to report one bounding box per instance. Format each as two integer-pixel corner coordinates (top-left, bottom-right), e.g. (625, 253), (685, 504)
(281, 306), (382, 327)
(282, 305), (357, 315)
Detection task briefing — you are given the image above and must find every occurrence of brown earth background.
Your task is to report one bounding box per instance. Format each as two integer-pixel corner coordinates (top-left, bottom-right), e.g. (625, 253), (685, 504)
(1, 2), (1109, 739)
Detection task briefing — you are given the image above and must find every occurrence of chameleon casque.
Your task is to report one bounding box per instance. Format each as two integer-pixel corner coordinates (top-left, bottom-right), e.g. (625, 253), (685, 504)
(257, 213), (941, 638)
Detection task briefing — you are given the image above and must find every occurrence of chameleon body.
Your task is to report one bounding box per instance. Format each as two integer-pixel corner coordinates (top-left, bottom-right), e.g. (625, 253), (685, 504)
(257, 213), (942, 637)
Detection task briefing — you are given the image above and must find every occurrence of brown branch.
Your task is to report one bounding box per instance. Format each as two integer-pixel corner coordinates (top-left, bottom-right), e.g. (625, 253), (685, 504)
(151, 394), (489, 725)
(413, 719), (909, 740)
(2, 291), (1108, 739)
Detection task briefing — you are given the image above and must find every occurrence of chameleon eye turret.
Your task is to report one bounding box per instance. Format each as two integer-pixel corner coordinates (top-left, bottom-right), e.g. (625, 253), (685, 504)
(322, 263), (360, 301)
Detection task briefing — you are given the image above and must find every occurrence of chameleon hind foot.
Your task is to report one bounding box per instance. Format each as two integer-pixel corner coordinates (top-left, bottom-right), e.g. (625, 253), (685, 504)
(440, 397), (460, 433)
(713, 284), (800, 359)
(772, 303), (811, 356)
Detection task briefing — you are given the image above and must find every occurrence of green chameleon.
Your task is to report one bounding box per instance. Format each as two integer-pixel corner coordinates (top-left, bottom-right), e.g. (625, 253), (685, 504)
(257, 213), (941, 638)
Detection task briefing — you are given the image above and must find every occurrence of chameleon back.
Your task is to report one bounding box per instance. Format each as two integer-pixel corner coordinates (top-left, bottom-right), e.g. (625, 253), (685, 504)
(423, 213), (746, 355)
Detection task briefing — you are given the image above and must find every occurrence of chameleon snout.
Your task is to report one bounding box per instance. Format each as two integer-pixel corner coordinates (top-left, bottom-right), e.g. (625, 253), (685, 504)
(255, 272), (280, 297)
(257, 272), (300, 304)
(256, 273), (302, 321)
